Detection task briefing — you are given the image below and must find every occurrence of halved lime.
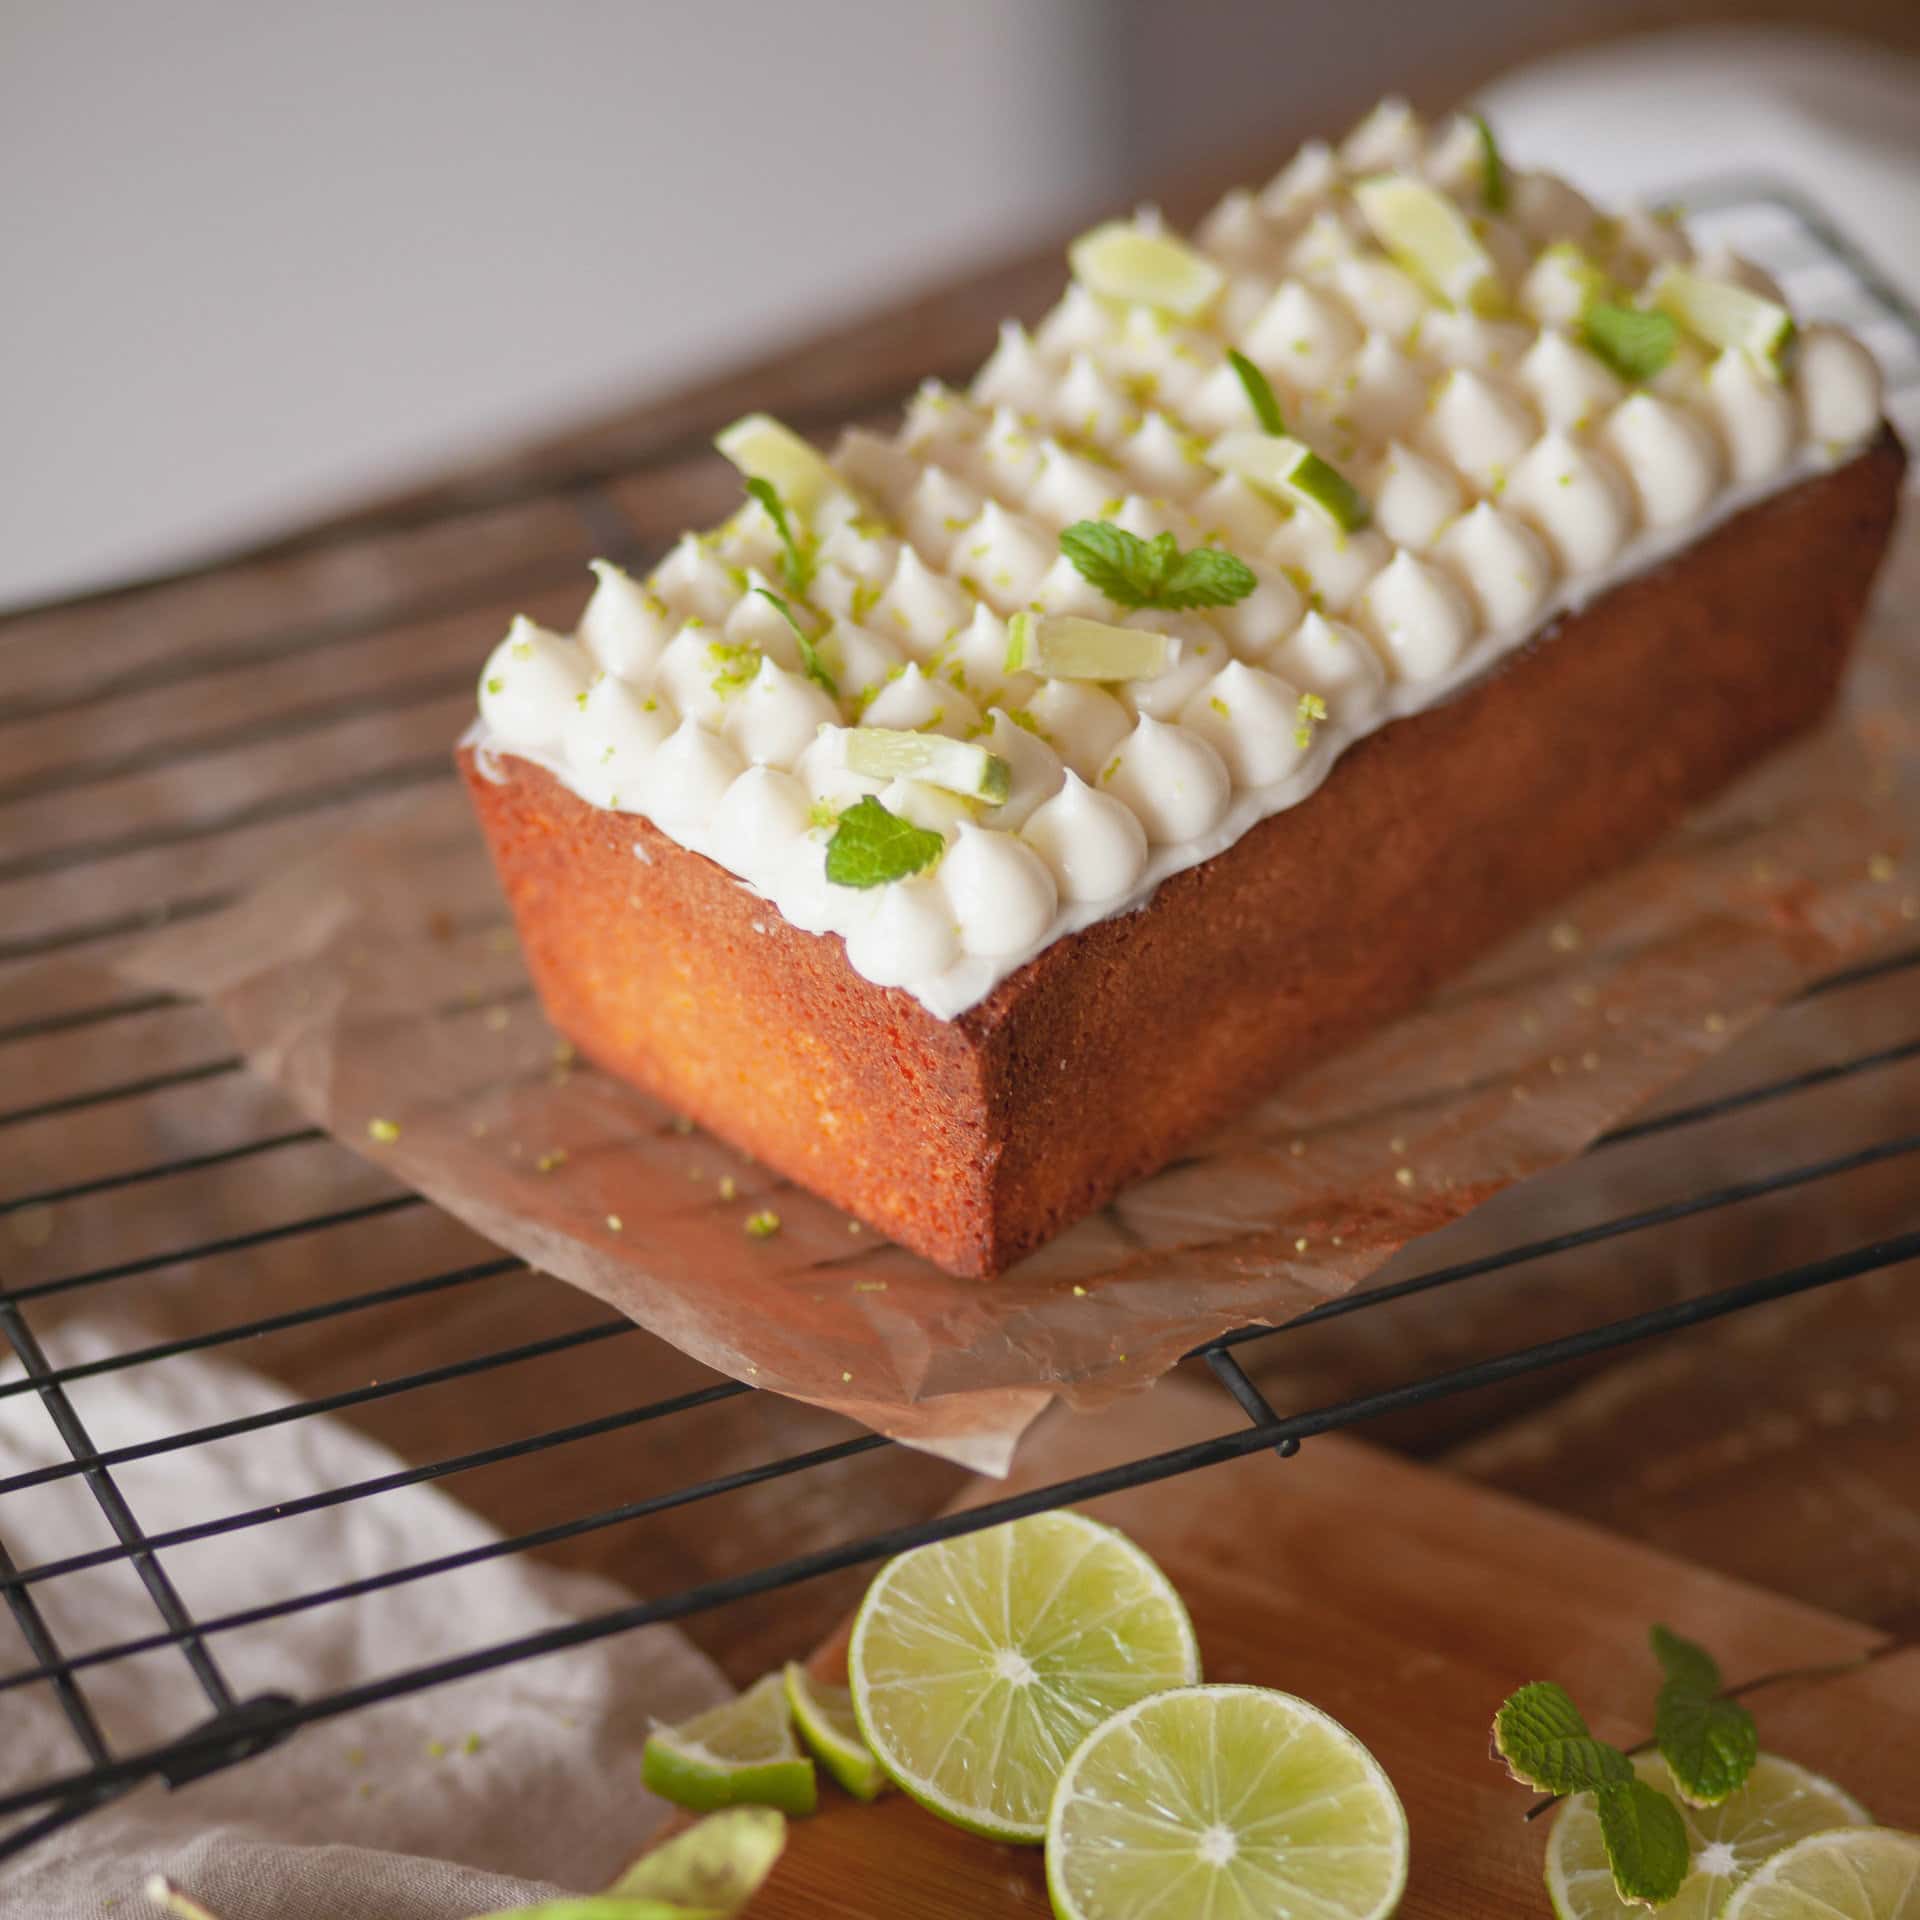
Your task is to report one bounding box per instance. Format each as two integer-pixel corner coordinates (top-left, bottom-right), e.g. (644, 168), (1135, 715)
(848, 1510), (1201, 1843)
(1354, 173), (1500, 309)
(1046, 1684), (1409, 1920)
(641, 1672), (817, 1816)
(1651, 267), (1796, 374)
(716, 414), (846, 518)
(1722, 1830), (1920, 1920)
(1006, 612), (1172, 682)
(606, 1805), (788, 1911)
(784, 1662), (890, 1802)
(842, 727), (1010, 802)
(1547, 1754), (1872, 1920)
(1208, 430), (1372, 531)
(1069, 222), (1225, 320)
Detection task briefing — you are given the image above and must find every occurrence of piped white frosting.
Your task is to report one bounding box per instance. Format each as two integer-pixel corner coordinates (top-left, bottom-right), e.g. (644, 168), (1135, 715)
(469, 101), (1884, 1019)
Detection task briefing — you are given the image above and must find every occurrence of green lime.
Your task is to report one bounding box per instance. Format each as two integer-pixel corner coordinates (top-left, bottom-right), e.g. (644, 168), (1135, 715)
(784, 1663), (890, 1802)
(848, 1511), (1200, 1843)
(715, 414), (846, 518)
(1207, 430), (1372, 531)
(1068, 222), (1224, 320)
(641, 1672), (817, 1817)
(1548, 1754), (1872, 1920)
(1046, 1684), (1409, 1920)
(1651, 267), (1795, 373)
(1354, 174), (1500, 309)
(1006, 612), (1172, 681)
(1721, 1829), (1920, 1920)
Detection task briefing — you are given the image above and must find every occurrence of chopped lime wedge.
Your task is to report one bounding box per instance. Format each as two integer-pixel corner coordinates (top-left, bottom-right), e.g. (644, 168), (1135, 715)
(784, 1664), (890, 1802)
(1006, 612), (1173, 681)
(1047, 1685), (1409, 1920)
(842, 727), (1010, 802)
(1722, 1831), (1920, 1920)
(607, 1806), (788, 1912)
(1650, 266), (1796, 374)
(1068, 221), (1225, 320)
(1207, 430), (1372, 531)
(1547, 1754), (1871, 1920)
(641, 1672), (817, 1816)
(848, 1510), (1201, 1842)
(1354, 172), (1500, 309)
(716, 414), (845, 518)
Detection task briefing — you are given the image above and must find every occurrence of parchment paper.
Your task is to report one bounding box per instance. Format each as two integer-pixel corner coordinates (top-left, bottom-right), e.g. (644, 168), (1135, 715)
(126, 515), (1918, 1474)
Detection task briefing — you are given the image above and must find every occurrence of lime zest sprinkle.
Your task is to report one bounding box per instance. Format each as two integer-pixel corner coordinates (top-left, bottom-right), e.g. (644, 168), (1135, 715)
(744, 1209), (782, 1239)
(1295, 691), (1328, 750)
(367, 1118), (400, 1144)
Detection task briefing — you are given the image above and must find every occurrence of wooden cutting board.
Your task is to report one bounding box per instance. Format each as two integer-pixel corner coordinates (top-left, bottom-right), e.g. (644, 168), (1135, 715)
(752, 1377), (1917, 1919)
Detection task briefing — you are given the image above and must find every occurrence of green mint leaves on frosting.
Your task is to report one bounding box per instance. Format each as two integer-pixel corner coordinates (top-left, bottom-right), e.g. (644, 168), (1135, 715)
(1494, 1626), (1764, 1908)
(1059, 521), (1257, 613)
(1650, 1624), (1759, 1808)
(752, 587), (839, 700)
(745, 475), (817, 598)
(824, 795), (946, 889)
(1581, 301), (1678, 384)
(1226, 349), (1287, 437)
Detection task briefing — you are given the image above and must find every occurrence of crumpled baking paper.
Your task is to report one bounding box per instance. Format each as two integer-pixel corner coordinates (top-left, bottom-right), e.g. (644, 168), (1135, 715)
(125, 514), (1917, 1475)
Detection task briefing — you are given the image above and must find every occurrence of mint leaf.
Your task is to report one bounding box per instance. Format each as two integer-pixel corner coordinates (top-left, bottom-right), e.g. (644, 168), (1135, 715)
(823, 795), (945, 889)
(1581, 302), (1677, 383)
(1226, 348), (1287, 436)
(1471, 111), (1507, 212)
(1058, 520), (1256, 612)
(1652, 1625), (1756, 1806)
(1493, 1682), (1633, 1794)
(745, 475), (816, 597)
(752, 587), (839, 700)
(1594, 1776), (1691, 1907)
(1650, 1624), (1720, 1696)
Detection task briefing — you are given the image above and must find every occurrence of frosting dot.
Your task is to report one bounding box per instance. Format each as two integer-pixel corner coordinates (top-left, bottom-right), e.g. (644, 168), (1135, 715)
(1357, 551), (1478, 684)
(579, 561), (669, 682)
(1021, 772), (1149, 903)
(712, 766), (812, 883)
(1180, 661), (1309, 788)
(1103, 715), (1231, 844)
(723, 657), (839, 770)
(940, 825), (1059, 957)
(1504, 432), (1635, 574)
(1795, 324), (1882, 449)
(844, 876), (959, 988)
(478, 617), (591, 756)
(1599, 394), (1723, 529)
(646, 718), (744, 835)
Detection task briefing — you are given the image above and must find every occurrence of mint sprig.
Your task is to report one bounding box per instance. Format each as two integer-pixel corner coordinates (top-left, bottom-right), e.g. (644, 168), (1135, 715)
(1493, 1683), (1632, 1795)
(1226, 349), (1287, 436)
(752, 587), (839, 700)
(1594, 1777), (1691, 1908)
(1058, 521), (1256, 612)
(1651, 1625), (1757, 1807)
(1581, 302), (1677, 383)
(1471, 111), (1507, 212)
(823, 795), (945, 889)
(745, 475), (817, 597)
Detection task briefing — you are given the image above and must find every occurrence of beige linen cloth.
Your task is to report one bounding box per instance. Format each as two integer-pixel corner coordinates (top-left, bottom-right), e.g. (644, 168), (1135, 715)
(0, 1324), (730, 1919)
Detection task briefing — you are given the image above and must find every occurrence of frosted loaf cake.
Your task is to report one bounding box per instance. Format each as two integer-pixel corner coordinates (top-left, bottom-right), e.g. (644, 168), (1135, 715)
(461, 101), (1905, 1274)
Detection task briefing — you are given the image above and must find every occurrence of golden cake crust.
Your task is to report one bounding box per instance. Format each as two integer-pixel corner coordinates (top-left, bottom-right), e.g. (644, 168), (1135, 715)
(462, 430), (1905, 1275)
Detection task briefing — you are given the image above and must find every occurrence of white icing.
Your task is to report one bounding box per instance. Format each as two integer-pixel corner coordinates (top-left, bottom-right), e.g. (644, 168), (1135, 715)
(471, 101), (1884, 1020)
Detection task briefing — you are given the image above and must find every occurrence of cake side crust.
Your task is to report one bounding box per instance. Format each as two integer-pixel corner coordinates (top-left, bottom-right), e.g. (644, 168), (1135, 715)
(462, 430), (1904, 1276)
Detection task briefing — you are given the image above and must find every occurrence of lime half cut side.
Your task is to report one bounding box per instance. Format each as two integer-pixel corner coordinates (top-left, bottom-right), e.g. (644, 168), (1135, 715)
(1047, 1684), (1410, 1920)
(848, 1510), (1200, 1843)
(1547, 1754), (1872, 1920)
(641, 1672), (817, 1816)
(783, 1663), (889, 1802)
(1721, 1830), (1920, 1920)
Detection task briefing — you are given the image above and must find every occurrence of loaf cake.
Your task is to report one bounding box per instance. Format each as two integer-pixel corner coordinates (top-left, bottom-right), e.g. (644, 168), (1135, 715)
(460, 101), (1905, 1276)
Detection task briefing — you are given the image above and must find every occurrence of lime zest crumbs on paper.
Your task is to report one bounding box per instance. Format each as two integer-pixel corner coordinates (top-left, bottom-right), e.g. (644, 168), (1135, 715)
(744, 1209), (782, 1240)
(366, 1117), (400, 1144)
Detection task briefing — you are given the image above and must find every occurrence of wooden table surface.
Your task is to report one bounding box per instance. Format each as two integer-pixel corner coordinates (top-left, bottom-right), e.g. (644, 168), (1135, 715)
(0, 88), (1916, 1845)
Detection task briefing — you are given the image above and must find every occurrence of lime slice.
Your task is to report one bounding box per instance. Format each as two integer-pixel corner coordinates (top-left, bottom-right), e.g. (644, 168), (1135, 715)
(842, 727), (1011, 802)
(642, 1672), (817, 1816)
(1651, 267), (1796, 373)
(607, 1805), (788, 1911)
(1006, 612), (1172, 682)
(1354, 173), (1500, 309)
(715, 414), (846, 518)
(848, 1510), (1200, 1842)
(1046, 1684), (1409, 1920)
(1069, 222), (1225, 320)
(1721, 1830), (1920, 1920)
(1547, 1754), (1872, 1920)
(1207, 430), (1372, 531)
(785, 1663), (890, 1802)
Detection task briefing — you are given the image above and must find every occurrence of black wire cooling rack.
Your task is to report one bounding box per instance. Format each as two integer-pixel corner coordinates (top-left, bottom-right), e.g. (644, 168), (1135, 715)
(0, 177), (1917, 1869)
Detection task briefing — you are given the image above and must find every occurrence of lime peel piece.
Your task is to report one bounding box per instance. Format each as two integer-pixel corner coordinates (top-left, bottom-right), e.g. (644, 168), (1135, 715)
(1006, 612), (1173, 682)
(641, 1672), (817, 1816)
(841, 727), (1010, 802)
(784, 1663), (890, 1802)
(716, 414), (847, 518)
(1207, 430), (1372, 531)
(607, 1805), (788, 1912)
(1354, 172), (1501, 309)
(1068, 221), (1225, 320)
(1650, 266), (1796, 376)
